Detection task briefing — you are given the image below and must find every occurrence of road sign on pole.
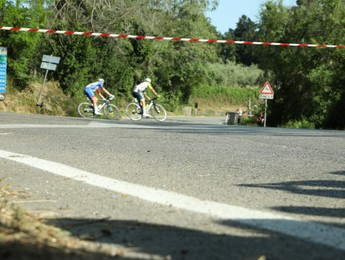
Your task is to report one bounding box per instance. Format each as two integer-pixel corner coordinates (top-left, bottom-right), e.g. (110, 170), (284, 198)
(259, 81), (274, 100)
(42, 55), (60, 64)
(37, 54), (60, 108)
(40, 62), (57, 71)
(0, 47), (7, 101)
(259, 81), (274, 127)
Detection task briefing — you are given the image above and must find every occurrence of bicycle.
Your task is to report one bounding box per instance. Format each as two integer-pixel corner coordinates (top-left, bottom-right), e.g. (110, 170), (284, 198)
(125, 97), (167, 122)
(78, 97), (121, 120)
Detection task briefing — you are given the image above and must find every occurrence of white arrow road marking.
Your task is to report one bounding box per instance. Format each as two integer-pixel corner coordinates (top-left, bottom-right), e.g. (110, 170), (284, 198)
(0, 149), (344, 251)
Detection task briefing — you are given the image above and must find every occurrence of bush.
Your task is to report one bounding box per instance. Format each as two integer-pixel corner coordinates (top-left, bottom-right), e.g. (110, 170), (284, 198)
(192, 84), (259, 105)
(207, 61), (263, 87)
(283, 119), (315, 129)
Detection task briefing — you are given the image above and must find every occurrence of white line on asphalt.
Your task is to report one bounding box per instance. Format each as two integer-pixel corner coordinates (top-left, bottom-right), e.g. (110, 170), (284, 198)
(1, 149), (344, 251)
(0, 123), (145, 129)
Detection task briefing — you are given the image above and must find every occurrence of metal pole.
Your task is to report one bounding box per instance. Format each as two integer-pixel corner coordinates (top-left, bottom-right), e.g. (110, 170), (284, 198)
(264, 99), (268, 128)
(37, 67), (49, 107)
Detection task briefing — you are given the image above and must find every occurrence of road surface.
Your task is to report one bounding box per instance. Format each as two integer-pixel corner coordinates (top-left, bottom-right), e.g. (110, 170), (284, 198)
(0, 112), (344, 259)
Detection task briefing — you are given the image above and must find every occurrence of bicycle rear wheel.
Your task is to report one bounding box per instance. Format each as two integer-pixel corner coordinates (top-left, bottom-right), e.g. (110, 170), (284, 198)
(150, 103), (167, 122)
(78, 102), (94, 118)
(125, 102), (142, 121)
(103, 104), (121, 120)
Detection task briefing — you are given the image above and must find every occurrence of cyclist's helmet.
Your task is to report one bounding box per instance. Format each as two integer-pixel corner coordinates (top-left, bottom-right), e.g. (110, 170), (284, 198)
(98, 78), (105, 83)
(145, 78), (151, 83)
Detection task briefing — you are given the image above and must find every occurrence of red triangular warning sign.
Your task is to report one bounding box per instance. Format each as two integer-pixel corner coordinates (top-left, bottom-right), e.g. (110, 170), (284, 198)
(260, 81), (274, 94)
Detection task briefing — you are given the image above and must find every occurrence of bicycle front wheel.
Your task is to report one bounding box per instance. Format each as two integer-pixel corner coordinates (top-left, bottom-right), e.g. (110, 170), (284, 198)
(78, 102), (94, 118)
(103, 104), (121, 120)
(125, 102), (142, 121)
(150, 103), (167, 122)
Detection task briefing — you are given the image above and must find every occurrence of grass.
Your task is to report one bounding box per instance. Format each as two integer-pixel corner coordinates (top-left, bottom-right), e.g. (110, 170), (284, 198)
(0, 81), (261, 118)
(0, 82), (74, 116)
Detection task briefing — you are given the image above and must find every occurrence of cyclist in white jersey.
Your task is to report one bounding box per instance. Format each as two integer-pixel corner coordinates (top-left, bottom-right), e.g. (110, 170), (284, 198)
(132, 78), (159, 117)
(84, 78), (114, 115)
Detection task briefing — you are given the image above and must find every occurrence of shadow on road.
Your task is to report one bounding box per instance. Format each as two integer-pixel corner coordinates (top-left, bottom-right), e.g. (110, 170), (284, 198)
(240, 179), (345, 199)
(238, 171), (345, 230)
(44, 216), (345, 260)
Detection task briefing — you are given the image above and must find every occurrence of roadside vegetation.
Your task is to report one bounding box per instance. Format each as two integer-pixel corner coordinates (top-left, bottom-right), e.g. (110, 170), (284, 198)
(0, 0), (344, 129)
(1, 61), (266, 120)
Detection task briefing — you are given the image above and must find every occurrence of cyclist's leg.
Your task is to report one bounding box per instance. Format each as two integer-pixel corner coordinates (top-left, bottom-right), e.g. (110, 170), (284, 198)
(85, 89), (101, 114)
(136, 92), (149, 116)
(133, 92), (145, 114)
(85, 89), (97, 110)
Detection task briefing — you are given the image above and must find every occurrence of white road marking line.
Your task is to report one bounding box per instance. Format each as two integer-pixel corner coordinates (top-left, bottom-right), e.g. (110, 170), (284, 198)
(1, 149), (344, 251)
(0, 123), (144, 129)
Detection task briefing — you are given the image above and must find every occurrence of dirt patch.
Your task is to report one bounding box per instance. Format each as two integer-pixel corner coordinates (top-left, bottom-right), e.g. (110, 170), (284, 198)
(0, 183), (164, 260)
(0, 82), (76, 116)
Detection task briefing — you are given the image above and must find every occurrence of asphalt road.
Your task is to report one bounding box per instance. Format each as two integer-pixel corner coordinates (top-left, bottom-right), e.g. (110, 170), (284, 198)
(0, 112), (344, 259)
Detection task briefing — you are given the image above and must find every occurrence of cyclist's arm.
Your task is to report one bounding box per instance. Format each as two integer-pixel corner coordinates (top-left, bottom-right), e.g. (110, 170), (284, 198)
(102, 87), (112, 97)
(148, 83), (158, 96)
(96, 88), (106, 100)
(151, 88), (158, 96)
(144, 93), (150, 100)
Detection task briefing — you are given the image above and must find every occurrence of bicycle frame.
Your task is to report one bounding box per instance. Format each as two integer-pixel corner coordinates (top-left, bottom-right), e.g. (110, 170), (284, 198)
(78, 98), (121, 120)
(126, 96), (166, 121)
(137, 97), (156, 112)
(97, 99), (109, 110)
(145, 99), (154, 112)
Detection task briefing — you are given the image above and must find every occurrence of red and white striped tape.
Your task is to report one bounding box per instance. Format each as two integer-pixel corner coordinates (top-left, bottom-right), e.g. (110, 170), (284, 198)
(1, 26), (345, 49)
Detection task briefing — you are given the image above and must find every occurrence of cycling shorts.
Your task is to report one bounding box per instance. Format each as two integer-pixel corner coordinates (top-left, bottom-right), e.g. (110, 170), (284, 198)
(84, 88), (94, 100)
(132, 91), (144, 103)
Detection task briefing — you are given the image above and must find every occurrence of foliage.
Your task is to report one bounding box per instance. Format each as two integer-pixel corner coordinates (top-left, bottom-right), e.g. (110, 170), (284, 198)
(39, 0), (220, 108)
(0, 0), (49, 89)
(206, 61), (263, 87)
(192, 84), (259, 105)
(233, 15), (258, 66)
(283, 118), (316, 129)
(2, 0), (345, 129)
(255, 0), (345, 129)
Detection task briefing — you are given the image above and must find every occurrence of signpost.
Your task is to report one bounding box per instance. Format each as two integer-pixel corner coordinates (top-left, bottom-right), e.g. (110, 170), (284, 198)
(37, 54), (60, 108)
(0, 47), (7, 101)
(259, 81), (274, 127)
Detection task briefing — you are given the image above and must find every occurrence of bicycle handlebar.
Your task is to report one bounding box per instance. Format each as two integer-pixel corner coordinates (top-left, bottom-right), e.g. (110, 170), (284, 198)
(149, 96), (161, 102)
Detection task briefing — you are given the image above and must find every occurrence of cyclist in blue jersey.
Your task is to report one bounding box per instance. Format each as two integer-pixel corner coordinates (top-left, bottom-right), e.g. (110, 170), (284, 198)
(84, 78), (114, 115)
(132, 78), (159, 117)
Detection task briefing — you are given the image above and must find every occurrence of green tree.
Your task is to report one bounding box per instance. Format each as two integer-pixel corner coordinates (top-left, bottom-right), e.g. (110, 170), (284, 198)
(217, 29), (236, 63)
(0, 0), (48, 89)
(233, 15), (258, 66)
(256, 0), (345, 129)
(45, 0), (219, 105)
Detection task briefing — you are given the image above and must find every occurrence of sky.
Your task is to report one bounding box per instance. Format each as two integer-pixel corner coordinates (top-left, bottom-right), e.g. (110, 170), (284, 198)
(206, 0), (297, 34)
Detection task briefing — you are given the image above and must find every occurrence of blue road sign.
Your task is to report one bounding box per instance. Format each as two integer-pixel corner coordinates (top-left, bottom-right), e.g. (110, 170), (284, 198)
(0, 47), (7, 101)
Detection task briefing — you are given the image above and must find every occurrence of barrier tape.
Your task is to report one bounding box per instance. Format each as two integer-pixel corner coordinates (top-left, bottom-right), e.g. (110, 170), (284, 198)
(1, 26), (345, 49)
